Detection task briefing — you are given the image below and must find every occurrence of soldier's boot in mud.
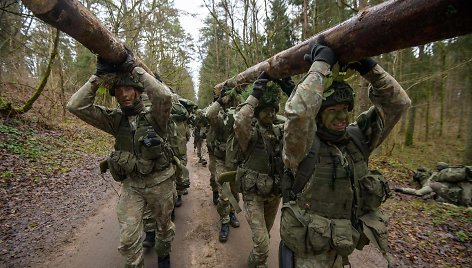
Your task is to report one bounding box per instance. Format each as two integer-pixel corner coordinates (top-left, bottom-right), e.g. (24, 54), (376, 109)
(157, 254), (170, 268)
(175, 195), (182, 207)
(229, 212), (240, 228)
(212, 191), (219, 206)
(182, 188), (189, 195)
(219, 223), (230, 243)
(142, 231), (155, 248)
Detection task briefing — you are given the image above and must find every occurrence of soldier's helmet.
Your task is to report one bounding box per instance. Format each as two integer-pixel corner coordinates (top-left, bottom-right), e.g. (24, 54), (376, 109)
(436, 162), (449, 171)
(320, 81), (354, 112)
(255, 82), (281, 116)
(109, 74), (144, 96)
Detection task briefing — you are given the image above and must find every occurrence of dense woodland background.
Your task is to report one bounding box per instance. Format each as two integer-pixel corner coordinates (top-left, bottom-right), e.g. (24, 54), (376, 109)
(0, 1), (471, 267)
(0, 0), (471, 163)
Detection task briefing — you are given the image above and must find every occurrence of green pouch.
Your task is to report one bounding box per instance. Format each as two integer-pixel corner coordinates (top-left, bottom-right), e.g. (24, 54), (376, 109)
(140, 143), (163, 160)
(331, 219), (358, 257)
(280, 203), (309, 254)
(306, 214), (331, 254)
(360, 211), (389, 254)
(359, 170), (389, 212)
(108, 151), (136, 181)
(136, 159), (154, 175)
(256, 173), (274, 196)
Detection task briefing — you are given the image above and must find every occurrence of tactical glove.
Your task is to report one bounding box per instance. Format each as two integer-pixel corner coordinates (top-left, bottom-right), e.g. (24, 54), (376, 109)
(345, 57), (377, 75)
(95, 56), (116, 76)
(304, 42), (337, 67)
(276, 77), (295, 96)
(216, 82), (231, 105)
(116, 47), (137, 73)
(251, 72), (271, 99)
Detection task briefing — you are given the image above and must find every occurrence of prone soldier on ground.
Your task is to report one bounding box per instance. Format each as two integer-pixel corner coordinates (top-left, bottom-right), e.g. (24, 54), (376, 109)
(395, 162), (472, 207)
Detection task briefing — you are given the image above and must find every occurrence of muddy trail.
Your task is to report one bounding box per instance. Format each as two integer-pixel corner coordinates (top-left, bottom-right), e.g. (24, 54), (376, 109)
(30, 140), (386, 268)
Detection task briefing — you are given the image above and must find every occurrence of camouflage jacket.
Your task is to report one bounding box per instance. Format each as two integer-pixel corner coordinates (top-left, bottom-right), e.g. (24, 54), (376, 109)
(67, 67), (175, 186)
(283, 61), (411, 172)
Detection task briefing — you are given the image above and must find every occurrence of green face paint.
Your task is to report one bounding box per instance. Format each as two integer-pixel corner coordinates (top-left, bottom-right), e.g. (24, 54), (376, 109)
(257, 107), (276, 127)
(320, 103), (351, 132)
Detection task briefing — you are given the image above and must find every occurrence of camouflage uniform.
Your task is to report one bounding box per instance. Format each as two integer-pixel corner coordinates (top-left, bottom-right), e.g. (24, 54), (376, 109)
(206, 102), (240, 224)
(67, 67), (176, 268)
(397, 165), (472, 207)
(193, 109), (208, 162)
(281, 61), (411, 267)
(234, 95), (283, 267)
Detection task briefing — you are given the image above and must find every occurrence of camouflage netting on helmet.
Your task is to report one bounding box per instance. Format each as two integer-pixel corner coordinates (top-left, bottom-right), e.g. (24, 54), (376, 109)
(241, 81), (281, 115)
(320, 81), (355, 112)
(100, 73), (144, 96)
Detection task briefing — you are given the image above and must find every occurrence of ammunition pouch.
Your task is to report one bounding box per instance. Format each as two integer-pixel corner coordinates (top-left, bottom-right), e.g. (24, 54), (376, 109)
(107, 151), (135, 181)
(238, 167), (279, 197)
(359, 211), (389, 254)
(280, 202), (360, 257)
(359, 170), (390, 213)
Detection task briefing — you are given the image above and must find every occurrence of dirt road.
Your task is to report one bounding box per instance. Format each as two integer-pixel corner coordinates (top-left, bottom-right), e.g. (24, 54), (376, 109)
(38, 141), (387, 268)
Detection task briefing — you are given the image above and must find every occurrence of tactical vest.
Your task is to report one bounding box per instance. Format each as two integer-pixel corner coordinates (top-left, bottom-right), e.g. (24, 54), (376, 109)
(296, 140), (367, 219)
(242, 124), (283, 175)
(113, 111), (171, 177)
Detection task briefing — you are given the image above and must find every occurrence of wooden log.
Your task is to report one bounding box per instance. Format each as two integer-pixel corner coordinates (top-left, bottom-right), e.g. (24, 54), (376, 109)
(214, 0), (472, 93)
(21, 0), (151, 73)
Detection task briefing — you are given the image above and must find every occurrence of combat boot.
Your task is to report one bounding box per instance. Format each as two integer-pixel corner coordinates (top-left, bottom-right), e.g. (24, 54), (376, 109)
(182, 188), (189, 195)
(212, 191), (219, 205)
(229, 212), (240, 228)
(142, 231), (155, 248)
(219, 223), (230, 242)
(157, 254), (170, 268)
(175, 195), (182, 207)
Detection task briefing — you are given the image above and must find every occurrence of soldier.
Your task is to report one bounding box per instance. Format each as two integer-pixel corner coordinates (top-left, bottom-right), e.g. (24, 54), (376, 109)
(142, 98), (190, 249)
(193, 109), (208, 165)
(396, 163), (472, 207)
(233, 77), (293, 267)
(280, 42), (411, 267)
(206, 88), (241, 242)
(67, 52), (175, 268)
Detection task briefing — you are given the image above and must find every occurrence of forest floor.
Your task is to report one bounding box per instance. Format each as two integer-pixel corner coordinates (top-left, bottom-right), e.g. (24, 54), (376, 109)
(0, 116), (471, 267)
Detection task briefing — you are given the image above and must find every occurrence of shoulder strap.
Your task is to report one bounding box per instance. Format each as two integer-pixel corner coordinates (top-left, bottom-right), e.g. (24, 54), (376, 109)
(346, 125), (370, 161)
(292, 135), (321, 194)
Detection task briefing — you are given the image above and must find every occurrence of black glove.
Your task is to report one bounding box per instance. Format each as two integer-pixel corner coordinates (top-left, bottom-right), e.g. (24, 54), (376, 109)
(216, 83), (231, 105)
(304, 42), (337, 67)
(345, 57), (377, 75)
(251, 72), (271, 99)
(116, 47), (137, 73)
(276, 77), (295, 96)
(95, 56), (116, 76)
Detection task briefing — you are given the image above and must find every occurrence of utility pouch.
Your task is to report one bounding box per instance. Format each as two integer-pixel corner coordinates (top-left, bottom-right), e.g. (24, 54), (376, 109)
(108, 151), (136, 181)
(360, 211), (389, 254)
(256, 173), (274, 196)
(359, 170), (390, 212)
(331, 219), (358, 257)
(306, 214), (331, 254)
(280, 203), (309, 254)
(136, 159), (154, 175)
(139, 133), (164, 160)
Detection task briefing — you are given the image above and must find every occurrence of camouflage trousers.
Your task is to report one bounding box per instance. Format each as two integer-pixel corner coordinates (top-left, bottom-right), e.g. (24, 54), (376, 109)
(207, 150), (219, 192)
(214, 157), (239, 223)
(243, 193), (280, 267)
(195, 139), (203, 160)
(117, 178), (176, 267)
(294, 250), (343, 268)
(175, 154), (189, 196)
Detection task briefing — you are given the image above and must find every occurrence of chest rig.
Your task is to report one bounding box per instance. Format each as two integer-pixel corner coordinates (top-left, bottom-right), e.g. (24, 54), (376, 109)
(114, 111), (171, 174)
(296, 139), (368, 220)
(242, 123), (284, 176)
